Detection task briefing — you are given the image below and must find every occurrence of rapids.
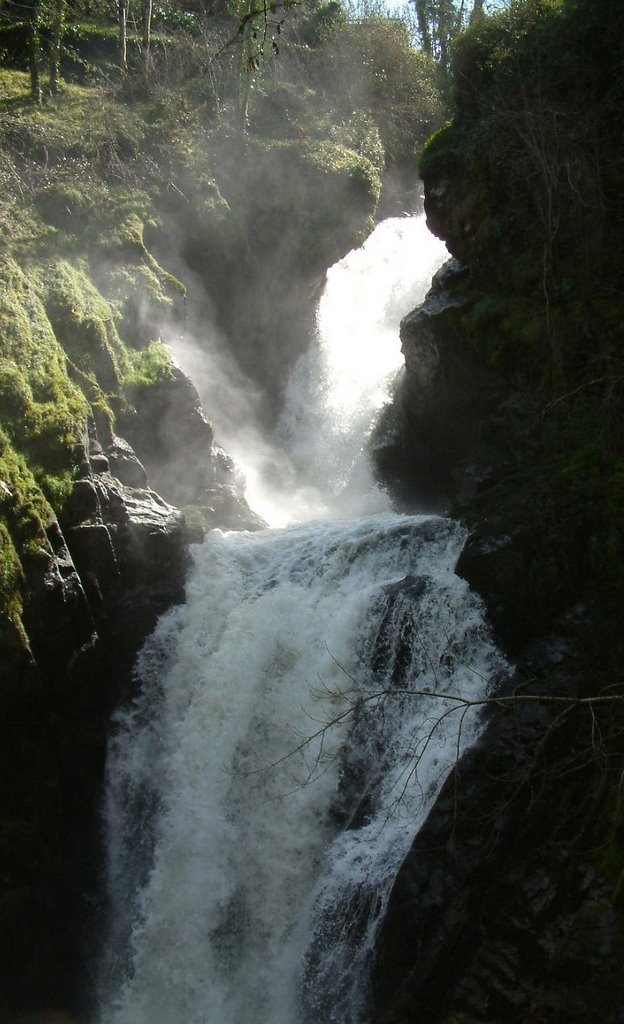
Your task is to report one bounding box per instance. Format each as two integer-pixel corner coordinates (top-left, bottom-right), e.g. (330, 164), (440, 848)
(98, 216), (507, 1024)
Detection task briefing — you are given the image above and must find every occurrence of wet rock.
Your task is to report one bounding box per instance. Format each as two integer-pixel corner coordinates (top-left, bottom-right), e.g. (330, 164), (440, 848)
(116, 367), (262, 529)
(200, 485), (266, 532)
(0, 451), (195, 1022)
(422, 174), (486, 267)
(372, 625), (609, 1024)
(118, 365), (216, 507)
(374, 261), (527, 510)
(105, 435), (148, 489)
(19, 525), (95, 677)
(10, 1013), (80, 1024)
(63, 471), (191, 656)
(89, 453), (109, 474)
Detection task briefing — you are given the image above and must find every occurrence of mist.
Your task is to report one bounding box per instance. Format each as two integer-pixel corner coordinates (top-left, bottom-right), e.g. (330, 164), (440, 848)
(164, 216), (447, 527)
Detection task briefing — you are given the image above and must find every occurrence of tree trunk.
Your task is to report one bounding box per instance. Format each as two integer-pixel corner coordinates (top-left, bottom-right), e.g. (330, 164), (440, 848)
(436, 0), (452, 79)
(28, 0), (42, 104)
(470, 0), (484, 23)
(143, 0), (153, 74)
(119, 0), (128, 69)
(415, 0), (432, 56)
(49, 0), (65, 96)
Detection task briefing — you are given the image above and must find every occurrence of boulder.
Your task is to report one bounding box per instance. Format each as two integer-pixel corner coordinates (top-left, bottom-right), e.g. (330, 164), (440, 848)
(374, 260), (528, 510)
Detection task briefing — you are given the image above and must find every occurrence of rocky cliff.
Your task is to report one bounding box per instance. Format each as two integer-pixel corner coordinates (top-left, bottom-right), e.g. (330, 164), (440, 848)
(373, 244), (624, 1024)
(0, 353), (262, 1021)
(372, 1), (624, 1019)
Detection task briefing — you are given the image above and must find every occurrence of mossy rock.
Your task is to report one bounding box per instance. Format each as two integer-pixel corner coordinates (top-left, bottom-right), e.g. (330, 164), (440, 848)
(0, 258), (89, 465)
(212, 134), (381, 277)
(0, 427), (60, 663)
(38, 258), (128, 391)
(98, 213), (186, 346)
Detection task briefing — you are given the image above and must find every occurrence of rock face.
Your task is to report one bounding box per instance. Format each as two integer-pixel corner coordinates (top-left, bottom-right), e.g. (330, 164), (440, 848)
(371, 231), (624, 1024)
(374, 259), (530, 512)
(372, 610), (624, 1024)
(398, 260), (505, 500)
(0, 363), (262, 1024)
(0, 460), (191, 1022)
(117, 366), (265, 530)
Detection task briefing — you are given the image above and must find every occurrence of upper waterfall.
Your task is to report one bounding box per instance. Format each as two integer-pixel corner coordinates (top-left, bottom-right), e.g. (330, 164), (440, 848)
(170, 216), (447, 526)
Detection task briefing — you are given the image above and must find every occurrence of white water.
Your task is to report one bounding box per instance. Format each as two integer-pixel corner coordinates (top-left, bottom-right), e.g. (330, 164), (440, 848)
(99, 217), (507, 1024)
(171, 216), (448, 527)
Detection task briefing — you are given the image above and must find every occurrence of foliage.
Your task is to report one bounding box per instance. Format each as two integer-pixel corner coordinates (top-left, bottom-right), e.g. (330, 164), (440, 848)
(305, 14), (444, 169)
(0, 0), (447, 647)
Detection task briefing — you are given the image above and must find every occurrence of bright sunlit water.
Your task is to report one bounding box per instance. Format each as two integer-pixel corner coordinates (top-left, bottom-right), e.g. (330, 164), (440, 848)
(98, 216), (506, 1024)
(170, 216), (447, 527)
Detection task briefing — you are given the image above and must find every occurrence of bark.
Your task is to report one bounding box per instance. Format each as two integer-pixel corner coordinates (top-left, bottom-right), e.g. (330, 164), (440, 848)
(119, 0), (128, 69)
(143, 0), (153, 73)
(28, 0), (42, 104)
(49, 0), (65, 96)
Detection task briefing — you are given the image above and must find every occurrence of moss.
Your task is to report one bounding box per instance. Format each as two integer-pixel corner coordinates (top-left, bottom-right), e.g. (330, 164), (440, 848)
(122, 341), (175, 394)
(304, 139), (382, 204)
(418, 0), (624, 615)
(0, 521), (25, 653)
(180, 504), (211, 535)
(38, 258), (129, 390)
(0, 258), (89, 462)
(33, 183), (95, 232)
(419, 119), (458, 180)
(98, 212), (186, 344)
(0, 427), (57, 656)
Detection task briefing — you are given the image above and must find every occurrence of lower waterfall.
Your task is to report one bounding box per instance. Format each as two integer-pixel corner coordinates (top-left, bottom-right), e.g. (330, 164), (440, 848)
(98, 217), (508, 1024)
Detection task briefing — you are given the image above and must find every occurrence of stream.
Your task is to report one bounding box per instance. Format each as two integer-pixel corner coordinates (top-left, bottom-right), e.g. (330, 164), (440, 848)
(97, 215), (507, 1024)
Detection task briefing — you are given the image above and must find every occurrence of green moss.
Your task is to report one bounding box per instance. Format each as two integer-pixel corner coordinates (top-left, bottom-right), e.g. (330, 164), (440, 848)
(122, 341), (175, 393)
(0, 258), (89, 462)
(180, 504), (211, 535)
(305, 139), (381, 202)
(0, 521), (25, 652)
(38, 258), (129, 389)
(460, 292), (548, 372)
(0, 427), (58, 656)
(419, 120), (458, 180)
(91, 209), (186, 344)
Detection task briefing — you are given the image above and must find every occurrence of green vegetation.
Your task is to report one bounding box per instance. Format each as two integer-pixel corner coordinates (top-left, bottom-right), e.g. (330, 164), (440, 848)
(123, 339), (176, 393)
(420, 0), (624, 608)
(0, 0), (445, 667)
(0, 427), (57, 656)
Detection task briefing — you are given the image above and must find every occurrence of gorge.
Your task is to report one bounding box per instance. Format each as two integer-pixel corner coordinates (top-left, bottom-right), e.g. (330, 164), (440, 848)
(2, 0), (624, 1020)
(95, 217), (510, 1024)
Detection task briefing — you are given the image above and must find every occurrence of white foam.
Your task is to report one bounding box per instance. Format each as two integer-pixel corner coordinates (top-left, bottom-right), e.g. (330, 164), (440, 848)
(98, 219), (504, 1024)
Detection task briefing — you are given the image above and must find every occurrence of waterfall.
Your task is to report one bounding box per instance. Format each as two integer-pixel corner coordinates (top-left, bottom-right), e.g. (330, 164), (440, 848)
(98, 217), (507, 1024)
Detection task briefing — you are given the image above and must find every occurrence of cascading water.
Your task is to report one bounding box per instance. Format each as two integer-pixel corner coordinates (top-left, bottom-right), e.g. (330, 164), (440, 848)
(98, 216), (508, 1024)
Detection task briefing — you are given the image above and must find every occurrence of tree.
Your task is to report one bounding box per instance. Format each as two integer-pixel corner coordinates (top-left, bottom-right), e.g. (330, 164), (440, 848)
(49, 0), (66, 95)
(413, 0), (488, 79)
(26, 0), (42, 103)
(119, 0), (128, 69)
(143, 0), (153, 72)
